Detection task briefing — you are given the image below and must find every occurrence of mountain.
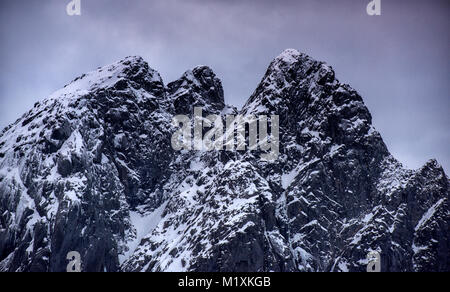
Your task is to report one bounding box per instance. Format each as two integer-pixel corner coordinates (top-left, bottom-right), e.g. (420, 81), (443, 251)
(0, 50), (448, 272)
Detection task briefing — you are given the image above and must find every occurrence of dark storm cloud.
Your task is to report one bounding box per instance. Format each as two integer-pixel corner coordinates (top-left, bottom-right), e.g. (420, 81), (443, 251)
(0, 0), (449, 172)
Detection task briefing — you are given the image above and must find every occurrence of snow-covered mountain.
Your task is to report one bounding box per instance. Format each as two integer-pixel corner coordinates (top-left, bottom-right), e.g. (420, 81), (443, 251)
(0, 50), (448, 272)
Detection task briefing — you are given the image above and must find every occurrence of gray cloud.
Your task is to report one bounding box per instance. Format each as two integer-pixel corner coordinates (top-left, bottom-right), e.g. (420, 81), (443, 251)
(1, 0), (449, 173)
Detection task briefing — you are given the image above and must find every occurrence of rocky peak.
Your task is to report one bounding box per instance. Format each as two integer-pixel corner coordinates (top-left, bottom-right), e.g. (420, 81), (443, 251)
(168, 65), (225, 115)
(241, 50), (388, 161)
(270, 49), (334, 81)
(56, 56), (164, 99)
(243, 49), (336, 115)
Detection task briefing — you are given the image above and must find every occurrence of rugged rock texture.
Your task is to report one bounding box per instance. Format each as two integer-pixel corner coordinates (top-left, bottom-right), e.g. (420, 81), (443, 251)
(0, 50), (448, 272)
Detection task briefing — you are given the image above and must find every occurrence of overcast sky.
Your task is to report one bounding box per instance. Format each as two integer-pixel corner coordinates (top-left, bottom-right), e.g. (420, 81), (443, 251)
(0, 0), (449, 173)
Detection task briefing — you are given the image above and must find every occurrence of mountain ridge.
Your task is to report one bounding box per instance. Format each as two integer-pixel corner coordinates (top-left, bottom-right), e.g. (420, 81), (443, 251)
(0, 49), (448, 272)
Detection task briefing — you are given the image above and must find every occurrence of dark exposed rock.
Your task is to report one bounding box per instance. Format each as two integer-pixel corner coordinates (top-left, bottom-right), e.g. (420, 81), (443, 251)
(168, 66), (226, 115)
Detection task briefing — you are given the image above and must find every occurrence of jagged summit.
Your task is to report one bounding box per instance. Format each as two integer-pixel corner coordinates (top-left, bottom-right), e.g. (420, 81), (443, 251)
(275, 48), (302, 62)
(243, 49), (336, 115)
(0, 56), (168, 169)
(51, 56), (163, 101)
(267, 48), (334, 80)
(168, 65), (225, 114)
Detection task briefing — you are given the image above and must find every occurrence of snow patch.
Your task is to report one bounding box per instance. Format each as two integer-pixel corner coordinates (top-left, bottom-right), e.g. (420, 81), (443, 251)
(120, 202), (168, 264)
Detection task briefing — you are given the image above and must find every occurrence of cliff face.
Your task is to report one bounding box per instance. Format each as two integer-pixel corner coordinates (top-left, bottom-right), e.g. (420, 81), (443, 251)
(0, 50), (448, 272)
